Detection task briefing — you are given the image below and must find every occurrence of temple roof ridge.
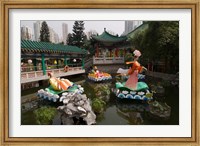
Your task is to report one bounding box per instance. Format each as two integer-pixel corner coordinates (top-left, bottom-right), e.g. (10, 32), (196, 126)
(92, 28), (127, 43)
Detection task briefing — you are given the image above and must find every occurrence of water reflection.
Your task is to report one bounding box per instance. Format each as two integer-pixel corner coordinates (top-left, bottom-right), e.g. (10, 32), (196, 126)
(115, 100), (149, 125)
(117, 111), (144, 125)
(85, 81), (112, 100)
(21, 75), (179, 125)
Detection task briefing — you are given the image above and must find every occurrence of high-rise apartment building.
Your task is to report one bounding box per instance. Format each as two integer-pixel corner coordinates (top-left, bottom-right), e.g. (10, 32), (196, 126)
(49, 27), (59, 44)
(133, 21), (143, 30)
(123, 21), (143, 35)
(33, 21), (42, 41)
(124, 21), (133, 35)
(21, 26), (33, 40)
(54, 33), (60, 44)
(62, 23), (68, 45)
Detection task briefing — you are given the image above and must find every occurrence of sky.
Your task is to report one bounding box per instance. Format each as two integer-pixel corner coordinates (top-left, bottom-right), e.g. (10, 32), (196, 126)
(21, 20), (125, 39)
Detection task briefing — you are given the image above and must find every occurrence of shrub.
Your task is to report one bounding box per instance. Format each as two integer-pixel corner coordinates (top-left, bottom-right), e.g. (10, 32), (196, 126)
(33, 106), (57, 125)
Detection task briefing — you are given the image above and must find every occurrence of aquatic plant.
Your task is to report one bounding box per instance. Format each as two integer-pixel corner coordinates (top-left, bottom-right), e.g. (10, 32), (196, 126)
(92, 98), (106, 114)
(33, 106), (57, 125)
(93, 84), (111, 102)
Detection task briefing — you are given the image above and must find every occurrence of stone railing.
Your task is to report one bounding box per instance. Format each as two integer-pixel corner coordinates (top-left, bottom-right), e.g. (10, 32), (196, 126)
(21, 67), (85, 83)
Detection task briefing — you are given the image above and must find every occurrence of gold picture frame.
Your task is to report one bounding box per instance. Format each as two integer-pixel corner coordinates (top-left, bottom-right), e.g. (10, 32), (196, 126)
(1, 0), (199, 145)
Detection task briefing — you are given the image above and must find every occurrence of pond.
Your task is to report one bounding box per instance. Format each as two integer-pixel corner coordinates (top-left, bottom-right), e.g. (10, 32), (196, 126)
(21, 74), (179, 125)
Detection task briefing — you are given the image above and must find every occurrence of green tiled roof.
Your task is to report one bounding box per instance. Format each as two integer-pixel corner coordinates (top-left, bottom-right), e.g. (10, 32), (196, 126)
(21, 40), (87, 54)
(92, 30), (127, 43)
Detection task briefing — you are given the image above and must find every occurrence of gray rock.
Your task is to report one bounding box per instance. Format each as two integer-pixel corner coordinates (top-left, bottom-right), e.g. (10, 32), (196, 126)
(75, 100), (85, 106)
(57, 93), (96, 125)
(69, 93), (76, 101)
(64, 108), (73, 115)
(63, 98), (70, 104)
(83, 101), (92, 111)
(61, 115), (74, 125)
(81, 94), (87, 101)
(77, 106), (87, 113)
(62, 92), (68, 96)
(80, 113), (87, 117)
(74, 97), (79, 103)
(59, 96), (66, 102)
(66, 103), (78, 112)
(83, 111), (96, 125)
(57, 105), (65, 110)
(76, 94), (83, 101)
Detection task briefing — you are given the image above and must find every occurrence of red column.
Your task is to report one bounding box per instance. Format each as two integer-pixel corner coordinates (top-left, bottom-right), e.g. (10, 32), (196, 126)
(115, 48), (119, 57)
(110, 50), (112, 57)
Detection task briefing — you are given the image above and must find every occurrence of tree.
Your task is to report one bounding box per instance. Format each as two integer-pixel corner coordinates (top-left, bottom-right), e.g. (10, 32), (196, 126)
(129, 21), (179, 73)
(71, 21), (86, 48)
(130, 30), (145, 51)
(40, 21), (50, 42)
(67, 33), (73, 45)
(82, 37), (94, 55)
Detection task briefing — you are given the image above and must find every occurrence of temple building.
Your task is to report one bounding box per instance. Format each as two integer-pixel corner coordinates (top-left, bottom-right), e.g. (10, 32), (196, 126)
(91, 28), (128, 65)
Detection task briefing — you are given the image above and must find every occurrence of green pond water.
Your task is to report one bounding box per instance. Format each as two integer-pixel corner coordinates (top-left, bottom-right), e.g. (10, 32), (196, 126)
(21, 74), (179, 125)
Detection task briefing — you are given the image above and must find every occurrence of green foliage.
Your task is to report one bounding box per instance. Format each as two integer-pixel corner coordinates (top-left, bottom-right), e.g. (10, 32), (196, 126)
(67, 33), (73, 45)
(94, 84), (110, 94)
(129, 21), (179, 73)
(124, 52), (134, 62)
(93, 84), (111, 102)
(129, 30), (145, 50)
(40, 21), (50, 42)
(82, 37), (96, 54)
(33, 106), (57, 125)
(92, 98), (106, 114)
(70, 21), (87, 48)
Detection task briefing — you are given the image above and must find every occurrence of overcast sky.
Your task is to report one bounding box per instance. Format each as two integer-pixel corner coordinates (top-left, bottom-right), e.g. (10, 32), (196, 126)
(21, 20), (125, 39)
